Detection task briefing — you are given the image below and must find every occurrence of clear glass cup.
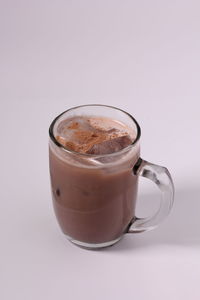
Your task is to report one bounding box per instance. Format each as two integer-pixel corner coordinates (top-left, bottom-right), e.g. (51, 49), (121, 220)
(49, 105), (174, 249)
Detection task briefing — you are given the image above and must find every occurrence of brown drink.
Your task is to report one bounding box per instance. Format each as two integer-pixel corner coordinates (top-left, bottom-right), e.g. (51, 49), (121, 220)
(49, 110), (140, 246)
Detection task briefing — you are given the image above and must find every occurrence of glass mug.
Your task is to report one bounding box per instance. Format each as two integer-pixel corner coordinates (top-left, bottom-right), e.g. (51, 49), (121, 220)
(49, 105), (174, 249)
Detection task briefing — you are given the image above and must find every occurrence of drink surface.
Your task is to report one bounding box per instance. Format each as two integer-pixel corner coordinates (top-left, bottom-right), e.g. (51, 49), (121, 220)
(55, 116), (135, 155)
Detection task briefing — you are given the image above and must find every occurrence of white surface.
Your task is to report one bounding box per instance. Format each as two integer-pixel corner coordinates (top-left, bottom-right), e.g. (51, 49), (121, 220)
(1, 1), (200, 299)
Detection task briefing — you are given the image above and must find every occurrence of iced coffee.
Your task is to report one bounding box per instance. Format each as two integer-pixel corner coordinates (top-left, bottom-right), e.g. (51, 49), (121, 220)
(49, 114), (140, 244)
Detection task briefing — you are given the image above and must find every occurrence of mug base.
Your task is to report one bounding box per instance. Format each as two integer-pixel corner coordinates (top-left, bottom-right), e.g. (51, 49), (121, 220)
(66, 235), (122, 250)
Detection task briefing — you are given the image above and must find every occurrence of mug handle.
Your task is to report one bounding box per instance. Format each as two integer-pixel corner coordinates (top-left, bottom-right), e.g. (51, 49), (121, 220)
(128, 158), (175, 233)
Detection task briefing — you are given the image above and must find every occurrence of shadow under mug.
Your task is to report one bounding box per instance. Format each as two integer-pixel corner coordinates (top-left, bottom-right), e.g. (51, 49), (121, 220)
(49, 105), (174, 249)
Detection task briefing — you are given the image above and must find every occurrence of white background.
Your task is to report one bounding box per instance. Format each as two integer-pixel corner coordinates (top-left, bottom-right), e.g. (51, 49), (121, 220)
(1, 1), (200, 299)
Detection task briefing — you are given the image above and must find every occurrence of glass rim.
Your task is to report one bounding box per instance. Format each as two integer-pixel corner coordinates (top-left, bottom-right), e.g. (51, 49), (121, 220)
(49, 104), (141, 158)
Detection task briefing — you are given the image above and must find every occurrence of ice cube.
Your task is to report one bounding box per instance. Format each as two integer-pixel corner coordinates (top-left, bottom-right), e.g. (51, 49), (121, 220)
(69, 117), (93, 131)
(56, 117), (93, 142)
(86, 135), (132, 155)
